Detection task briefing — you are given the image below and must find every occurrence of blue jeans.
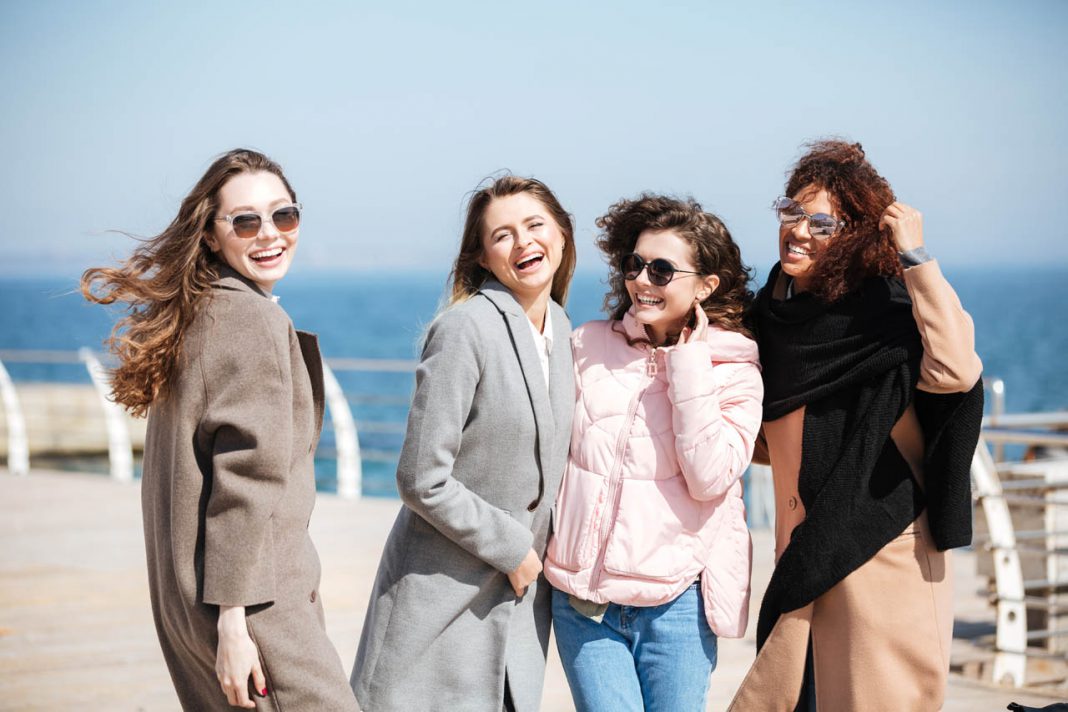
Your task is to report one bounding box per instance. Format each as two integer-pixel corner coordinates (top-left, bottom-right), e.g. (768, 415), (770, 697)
(551, 583), (718, 712)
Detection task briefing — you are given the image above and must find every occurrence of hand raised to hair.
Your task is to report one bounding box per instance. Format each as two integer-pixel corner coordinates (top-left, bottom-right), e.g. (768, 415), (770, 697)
(879, 202), (924, 252)
(679, 302), (709, 345)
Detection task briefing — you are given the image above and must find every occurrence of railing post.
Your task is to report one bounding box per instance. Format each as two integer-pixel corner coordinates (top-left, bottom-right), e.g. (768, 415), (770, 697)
(746, 464), (774, 529)
(321, 362), (361, 499)
(78, 348), (134, 483)
(971, 439), (1027, 686)
(0, 358), (30, 476)
(986, 377), (1006, 462)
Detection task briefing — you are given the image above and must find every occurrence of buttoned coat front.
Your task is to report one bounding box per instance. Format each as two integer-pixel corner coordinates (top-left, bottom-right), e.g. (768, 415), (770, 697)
(350, 281), (575, 712)
(141, 266), (357, 711)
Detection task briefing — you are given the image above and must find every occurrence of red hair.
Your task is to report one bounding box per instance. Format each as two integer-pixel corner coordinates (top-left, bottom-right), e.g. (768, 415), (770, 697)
(785, 140), (900, 303)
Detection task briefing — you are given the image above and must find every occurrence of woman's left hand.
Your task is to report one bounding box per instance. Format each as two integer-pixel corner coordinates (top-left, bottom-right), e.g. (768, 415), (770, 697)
(879, 201), (924, 252)
(216, 606), (266, 708)
(507, 548), (543, 597)
(679, 302), (709, 345)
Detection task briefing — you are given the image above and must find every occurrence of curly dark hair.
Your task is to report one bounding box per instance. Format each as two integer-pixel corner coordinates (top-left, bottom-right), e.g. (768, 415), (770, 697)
(784, 139), (901, 303)
(596, 194), (753, 340)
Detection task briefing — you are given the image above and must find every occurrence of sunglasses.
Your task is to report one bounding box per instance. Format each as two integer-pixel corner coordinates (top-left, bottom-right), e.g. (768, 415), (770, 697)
(772, 197), (845, 239)
(215, 203), (303, 239)
(620, 253), (701, 287)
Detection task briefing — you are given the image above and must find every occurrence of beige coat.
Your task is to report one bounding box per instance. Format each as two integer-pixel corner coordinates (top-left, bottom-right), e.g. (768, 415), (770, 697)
(731, 261), (983, 711)
(141, 266), (357, 711)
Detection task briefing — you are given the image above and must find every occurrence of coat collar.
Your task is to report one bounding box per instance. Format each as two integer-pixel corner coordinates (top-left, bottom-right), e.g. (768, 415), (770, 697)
(621, 308), (648, 343)
(210, 263), (272, 299)
(478, 278), (525, 316)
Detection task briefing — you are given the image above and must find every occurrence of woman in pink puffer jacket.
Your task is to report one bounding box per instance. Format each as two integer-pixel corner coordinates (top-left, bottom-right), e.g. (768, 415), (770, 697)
(543, 195), (763, 712)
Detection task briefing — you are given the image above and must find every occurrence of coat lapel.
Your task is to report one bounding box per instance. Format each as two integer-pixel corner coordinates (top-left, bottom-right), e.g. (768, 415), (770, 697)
(547, 301), (573, 445)
(479, 281), (555, 507)
(209, 263), (271, 298)
(296, 331), (325, 443)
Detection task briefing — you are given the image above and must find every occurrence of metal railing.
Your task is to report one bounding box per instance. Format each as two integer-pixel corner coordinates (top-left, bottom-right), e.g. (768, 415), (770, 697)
(0, 348), (417, 499)
(970, 377), (1068, 687)
(5, 352), (1068, 690)
(0, 357), (29, 477)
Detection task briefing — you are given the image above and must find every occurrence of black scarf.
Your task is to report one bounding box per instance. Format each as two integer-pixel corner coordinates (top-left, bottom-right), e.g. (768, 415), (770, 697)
(751, 263), (983, 649)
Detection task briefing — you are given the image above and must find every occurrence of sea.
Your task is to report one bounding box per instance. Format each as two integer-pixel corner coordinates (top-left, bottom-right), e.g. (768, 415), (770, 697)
(1, 266), (1065, 497)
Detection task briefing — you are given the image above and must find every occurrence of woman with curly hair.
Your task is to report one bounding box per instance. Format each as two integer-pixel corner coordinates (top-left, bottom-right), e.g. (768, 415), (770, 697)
(82, 149), (358, 711)
(729, 140), (984, 710)
(543, 195), (763, 711)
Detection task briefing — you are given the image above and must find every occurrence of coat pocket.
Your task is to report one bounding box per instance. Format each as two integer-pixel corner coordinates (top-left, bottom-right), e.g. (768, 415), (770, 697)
(545, 464), (607, 572)
(602, 475), (708, 579)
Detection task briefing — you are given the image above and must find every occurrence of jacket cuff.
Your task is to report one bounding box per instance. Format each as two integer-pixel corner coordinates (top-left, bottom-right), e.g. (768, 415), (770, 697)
(202, 527), (276, 607)
(666, 341), (713, 402)
(485, 522), (536, 575)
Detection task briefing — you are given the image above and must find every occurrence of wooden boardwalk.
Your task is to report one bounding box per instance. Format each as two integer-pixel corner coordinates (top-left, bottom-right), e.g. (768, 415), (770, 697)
(0, 469), (1062, 711)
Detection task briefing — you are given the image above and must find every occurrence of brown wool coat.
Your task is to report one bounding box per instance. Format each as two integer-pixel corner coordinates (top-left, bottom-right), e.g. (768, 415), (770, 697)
(140, 266), (357, 711)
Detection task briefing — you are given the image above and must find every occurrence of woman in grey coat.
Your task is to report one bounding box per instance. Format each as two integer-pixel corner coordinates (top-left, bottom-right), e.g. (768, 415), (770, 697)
(83, 149), (358, 710)
(351, 175), (577, 712)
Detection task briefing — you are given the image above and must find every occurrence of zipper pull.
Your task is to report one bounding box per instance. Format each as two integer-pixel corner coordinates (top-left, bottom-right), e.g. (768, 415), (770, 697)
(646, 347), (658, 376)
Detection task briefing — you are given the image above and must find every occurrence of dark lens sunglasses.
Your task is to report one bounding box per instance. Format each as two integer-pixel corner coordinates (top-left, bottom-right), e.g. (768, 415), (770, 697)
(772, 196), (844, 239)
(215, 203), (303, 239)
(620, 253), (701, 287)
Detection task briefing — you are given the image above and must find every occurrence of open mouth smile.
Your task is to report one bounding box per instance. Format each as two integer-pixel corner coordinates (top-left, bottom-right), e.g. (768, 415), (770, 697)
(250, 247), (286, 264)
(514, 252), (545, 272)
(634, 293), (664, 307)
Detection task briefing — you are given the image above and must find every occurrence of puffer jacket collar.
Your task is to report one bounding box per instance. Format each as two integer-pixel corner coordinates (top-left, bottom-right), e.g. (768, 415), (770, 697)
(620, 309), (761, 367)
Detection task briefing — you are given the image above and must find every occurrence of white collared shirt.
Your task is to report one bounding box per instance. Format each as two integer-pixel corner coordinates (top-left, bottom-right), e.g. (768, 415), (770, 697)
(527, 306), (553, 392)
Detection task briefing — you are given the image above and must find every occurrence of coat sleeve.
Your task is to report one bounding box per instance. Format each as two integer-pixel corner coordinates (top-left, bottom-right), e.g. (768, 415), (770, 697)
(665, 341), (764, 501)
(904, 260), (984, 394)
(199, 299), (292, 607)
(395, 308), (534, 575)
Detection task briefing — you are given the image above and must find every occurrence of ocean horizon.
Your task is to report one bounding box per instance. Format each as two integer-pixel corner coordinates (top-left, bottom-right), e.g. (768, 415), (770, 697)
(2, 264), (1065, 496)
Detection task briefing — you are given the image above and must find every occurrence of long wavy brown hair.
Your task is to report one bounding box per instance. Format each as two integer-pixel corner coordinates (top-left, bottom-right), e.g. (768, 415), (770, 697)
(80, 149), (296, 416)
(784, 139), (900, 303)
(448, 174), (576, 306)
(597, 194), (753, 341)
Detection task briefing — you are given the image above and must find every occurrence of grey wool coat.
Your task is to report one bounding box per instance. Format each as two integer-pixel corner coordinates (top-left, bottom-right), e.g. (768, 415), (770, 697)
(141, 266), (358, 711)
(351, 280), (575, 712)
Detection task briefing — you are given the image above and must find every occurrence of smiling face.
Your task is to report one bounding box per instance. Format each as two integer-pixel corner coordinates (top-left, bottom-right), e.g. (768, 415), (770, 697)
(779, 185), (839, 291)
(478, 192), (565, 310)
(206, 171), (298, 293)
(627, 229), (717, 344)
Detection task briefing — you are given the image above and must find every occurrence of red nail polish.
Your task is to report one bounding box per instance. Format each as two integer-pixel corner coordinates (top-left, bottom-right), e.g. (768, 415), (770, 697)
(260, 687), (267, 696)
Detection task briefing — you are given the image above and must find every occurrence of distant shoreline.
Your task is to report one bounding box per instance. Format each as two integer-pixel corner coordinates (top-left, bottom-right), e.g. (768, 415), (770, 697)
(3, 261), (1068, 283)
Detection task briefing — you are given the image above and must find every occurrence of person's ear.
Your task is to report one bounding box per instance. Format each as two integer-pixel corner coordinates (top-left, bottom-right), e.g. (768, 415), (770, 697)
(696, 274), (720, 301)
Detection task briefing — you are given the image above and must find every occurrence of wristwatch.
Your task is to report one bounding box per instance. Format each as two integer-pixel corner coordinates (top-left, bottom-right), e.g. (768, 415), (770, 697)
(898, 246), (932, 268)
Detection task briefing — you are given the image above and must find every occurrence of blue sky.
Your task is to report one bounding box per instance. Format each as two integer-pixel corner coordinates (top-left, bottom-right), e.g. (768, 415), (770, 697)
(2, 0), (1066, 277)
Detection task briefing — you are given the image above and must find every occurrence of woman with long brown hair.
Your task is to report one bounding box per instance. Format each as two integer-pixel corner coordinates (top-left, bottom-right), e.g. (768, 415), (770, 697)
(351, 175), (577, 712)
(729, 140), (984, 710)
(82, 149), (358, 710)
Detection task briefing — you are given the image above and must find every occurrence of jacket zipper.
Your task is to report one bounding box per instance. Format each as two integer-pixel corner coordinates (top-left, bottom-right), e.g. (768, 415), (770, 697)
(588, 345), (658, 592)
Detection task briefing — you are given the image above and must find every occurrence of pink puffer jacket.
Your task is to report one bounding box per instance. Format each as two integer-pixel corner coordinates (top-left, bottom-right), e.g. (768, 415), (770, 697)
(543, 312), (763, 638)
